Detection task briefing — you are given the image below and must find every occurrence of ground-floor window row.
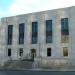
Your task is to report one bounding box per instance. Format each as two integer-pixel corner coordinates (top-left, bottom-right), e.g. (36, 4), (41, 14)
(8, 47), (68, 58)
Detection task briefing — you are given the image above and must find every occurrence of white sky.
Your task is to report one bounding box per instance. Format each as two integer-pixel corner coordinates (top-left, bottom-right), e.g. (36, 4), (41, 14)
(1, 0), (75, 18)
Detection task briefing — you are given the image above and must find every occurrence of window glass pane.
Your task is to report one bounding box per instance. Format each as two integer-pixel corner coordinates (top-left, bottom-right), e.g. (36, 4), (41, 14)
(19, 23), (24, 44)
(19, 37), (24, 44)
(19, 48), (23, 56)
(32, 22), (38, 32)
(46, 20), (52, 43)
(32, 22), (38, 44)
(46, 20), (52, 31)
(46, 36), (52, 43)
(61, 18), (69, 43)
(61, 18), (68, 30)
(62, 30), (69, 35)
(32, 37), (37, 44)
(47, 48), (51, 56)
(8, 25), (13, 33)
(61, 35), (69, 43)
(8, 25), (13, 45)
(8, 48), (11, 56)
(63, 47), (68, 56)
(19, 23), (24, 33)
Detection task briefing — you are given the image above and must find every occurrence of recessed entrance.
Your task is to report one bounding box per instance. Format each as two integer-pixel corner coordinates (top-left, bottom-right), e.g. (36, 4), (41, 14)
(31, 49), (36, 61)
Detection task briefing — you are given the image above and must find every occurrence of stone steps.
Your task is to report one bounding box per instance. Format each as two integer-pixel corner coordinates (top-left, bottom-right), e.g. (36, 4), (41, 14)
(2, 60), (34, 69)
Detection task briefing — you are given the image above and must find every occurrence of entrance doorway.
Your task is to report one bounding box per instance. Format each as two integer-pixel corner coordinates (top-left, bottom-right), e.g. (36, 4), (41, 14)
(31, 49), (36, 61)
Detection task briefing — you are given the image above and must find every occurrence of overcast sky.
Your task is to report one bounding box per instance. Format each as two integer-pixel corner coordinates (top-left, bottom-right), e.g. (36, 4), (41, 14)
(0, 0), (75, 18)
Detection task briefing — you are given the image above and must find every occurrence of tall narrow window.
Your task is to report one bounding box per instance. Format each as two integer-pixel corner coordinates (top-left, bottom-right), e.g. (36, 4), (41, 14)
(46, 20), (52, 43)
(19, 48), (23, 56)
(7, 25), (13, 45)
(19, 23), (24, 44)
(61, 18), (69, 43)
(63, 47), (68, 56)
(31, 22), (38, 44)
(47, 48), (51, 56)
(8, 48), (11, 56)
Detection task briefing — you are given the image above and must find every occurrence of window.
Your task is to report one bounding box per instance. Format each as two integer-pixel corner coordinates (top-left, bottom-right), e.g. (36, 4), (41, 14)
(7, 25), (13, 45)
(46, 20), (52, 31)
(61, 35), (69, 43)
(31, 22), (38, 44)
(32, 37), (37, 44)
(46, 20), (52, 43)
(8, 48), (11, 56)
(61, 18), (68, 30)
(46, 35), (52, 43)
(61, 18), (69, 43)
(31, 49), (36, 60)
(63, 47), (68, 56)
(47, 48), (51, 56)
(19, 48), (23, 56)
(19, 23), (24, 44)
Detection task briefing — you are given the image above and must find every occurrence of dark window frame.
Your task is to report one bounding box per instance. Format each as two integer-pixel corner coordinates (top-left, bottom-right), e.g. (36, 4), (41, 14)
(47, 48), (51, 56)
(19, 48), (23, 56)
(8, 48), (11, 56)
(61, 18), (69, 35)
(61, 18), (69, 43)
(31, 22), (38, 44)
(46, 20), (52, 43)
(7, 25), (13, 45)
(19, 23), (25, 44)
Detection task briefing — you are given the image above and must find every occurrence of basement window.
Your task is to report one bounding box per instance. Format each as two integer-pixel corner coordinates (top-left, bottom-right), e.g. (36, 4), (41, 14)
(19, 48), (23, 56)
(8, 48), (11, 56)
(63, 47), (68, 56)
(47, 48), (51, 56)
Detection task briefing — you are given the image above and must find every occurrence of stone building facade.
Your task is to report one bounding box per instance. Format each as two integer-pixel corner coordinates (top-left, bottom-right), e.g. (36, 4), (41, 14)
(0, 6), (75, 67)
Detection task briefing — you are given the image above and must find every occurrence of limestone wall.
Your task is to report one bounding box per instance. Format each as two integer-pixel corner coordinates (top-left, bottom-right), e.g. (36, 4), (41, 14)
(0, 6), (75, 66)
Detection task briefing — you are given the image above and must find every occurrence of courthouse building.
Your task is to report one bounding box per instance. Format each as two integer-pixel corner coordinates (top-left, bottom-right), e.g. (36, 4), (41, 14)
(0, 6), (75, 66)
